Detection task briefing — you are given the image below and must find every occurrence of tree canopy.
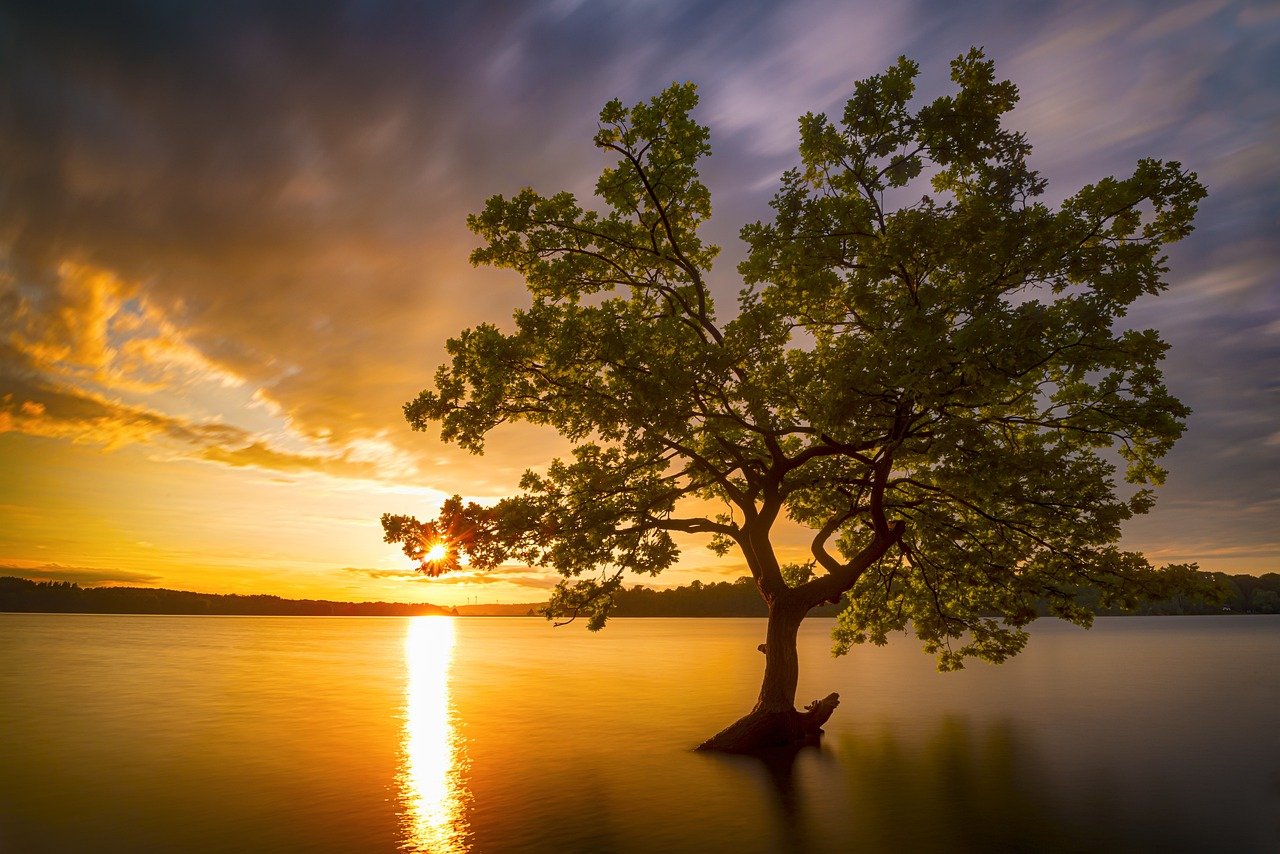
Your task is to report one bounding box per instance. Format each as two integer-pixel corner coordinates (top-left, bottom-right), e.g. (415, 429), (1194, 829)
(384, 49), (1216, 670)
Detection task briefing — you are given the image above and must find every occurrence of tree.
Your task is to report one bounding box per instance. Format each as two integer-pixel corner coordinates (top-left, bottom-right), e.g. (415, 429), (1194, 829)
(1249, 589), (1280, 614)
(383, 50), (1219, 752)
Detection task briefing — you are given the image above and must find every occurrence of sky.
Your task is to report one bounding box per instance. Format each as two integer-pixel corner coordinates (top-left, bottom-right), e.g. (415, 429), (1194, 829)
(1, 0), (1277, 605)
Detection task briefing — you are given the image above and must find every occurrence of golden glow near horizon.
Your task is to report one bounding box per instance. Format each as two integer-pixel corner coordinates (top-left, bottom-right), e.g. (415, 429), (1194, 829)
(399, 616), (470, 853)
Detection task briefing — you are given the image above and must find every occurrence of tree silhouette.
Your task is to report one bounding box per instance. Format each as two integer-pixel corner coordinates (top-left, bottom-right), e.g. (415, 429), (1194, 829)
(384, 50), (1218, 751)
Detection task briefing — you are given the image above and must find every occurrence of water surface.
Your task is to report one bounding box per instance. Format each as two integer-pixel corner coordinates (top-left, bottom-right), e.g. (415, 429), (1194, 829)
(2, 614), (1277, 852)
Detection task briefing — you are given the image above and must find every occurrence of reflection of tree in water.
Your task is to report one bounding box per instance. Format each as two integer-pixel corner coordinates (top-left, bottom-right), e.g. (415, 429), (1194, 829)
(740, 718), (1212, 854)
(753, 744), (835, 854)
(836, 718), (1087, 852)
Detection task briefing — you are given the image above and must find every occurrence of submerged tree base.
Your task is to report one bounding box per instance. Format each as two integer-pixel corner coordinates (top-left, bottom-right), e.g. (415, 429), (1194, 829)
(696, 693), (841, 753)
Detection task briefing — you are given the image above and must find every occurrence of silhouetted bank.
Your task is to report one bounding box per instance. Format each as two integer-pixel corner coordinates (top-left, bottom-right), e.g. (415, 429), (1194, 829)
(4, 571), (1277, 618)
(0, 577), (455, 616)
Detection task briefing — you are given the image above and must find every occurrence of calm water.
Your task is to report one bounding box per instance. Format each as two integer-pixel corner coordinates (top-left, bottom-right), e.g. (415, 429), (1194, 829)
(1, 614), (1278, 853)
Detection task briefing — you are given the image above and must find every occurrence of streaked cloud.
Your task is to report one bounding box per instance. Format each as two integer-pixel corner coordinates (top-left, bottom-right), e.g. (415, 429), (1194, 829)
(200, 442), (381, 479)
(0, 367), (396, 480)
(0, 371), (242, 450)
(3, 563), (163, 587)
(342, 565), (560, 590)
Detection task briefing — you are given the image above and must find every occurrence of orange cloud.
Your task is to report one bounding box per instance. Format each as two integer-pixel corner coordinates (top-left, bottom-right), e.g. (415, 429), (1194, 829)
(0, 376), (390, 481)
(202, 441), (382, 479)
(2, 261), (243, 393)
(0, 258), (432, 483)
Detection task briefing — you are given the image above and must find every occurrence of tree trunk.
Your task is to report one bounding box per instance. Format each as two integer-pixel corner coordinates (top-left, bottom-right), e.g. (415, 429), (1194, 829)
(696, 602), (840, 753)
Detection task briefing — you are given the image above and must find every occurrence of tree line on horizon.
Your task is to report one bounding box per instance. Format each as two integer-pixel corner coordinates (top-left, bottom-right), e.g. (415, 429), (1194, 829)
(3, 571), (1277, 618)
(0, 577), (456, 617)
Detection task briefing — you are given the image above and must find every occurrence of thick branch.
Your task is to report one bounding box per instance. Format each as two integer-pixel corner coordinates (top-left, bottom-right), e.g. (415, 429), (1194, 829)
(799, 520), (905, 610)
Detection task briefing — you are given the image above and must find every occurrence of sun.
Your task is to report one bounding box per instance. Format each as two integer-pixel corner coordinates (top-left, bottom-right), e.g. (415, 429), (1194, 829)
(423, 542), (448, 563)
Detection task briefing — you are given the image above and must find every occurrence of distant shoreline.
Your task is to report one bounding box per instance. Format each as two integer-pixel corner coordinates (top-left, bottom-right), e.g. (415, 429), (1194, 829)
(4, 572), (1278, 618)
(0, 576), (461, 617)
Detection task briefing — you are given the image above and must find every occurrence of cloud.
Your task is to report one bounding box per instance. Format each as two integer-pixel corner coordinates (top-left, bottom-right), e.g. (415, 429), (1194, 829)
(341, 565), (560, 589)
(0, 370), (393, 480)
(2, 261), (242, 393)
(704, 0), (913, 157)
(0, 369), (243, 450)
(341, 567), (430, 581)
(428, 571), (560, 589)
(0, 3), (487, 450)
(2, 563), (163, 586)
(202, 441), (381, 479)
(1140, 542), (1280, 562)
(1168, 256), (1275, 301)
(1005, 5), (1209, 165)
(0, 252), (431, 482)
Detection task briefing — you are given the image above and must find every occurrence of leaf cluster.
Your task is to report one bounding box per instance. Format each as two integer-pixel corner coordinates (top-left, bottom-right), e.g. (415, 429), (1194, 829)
(385, 51), (1207, 664)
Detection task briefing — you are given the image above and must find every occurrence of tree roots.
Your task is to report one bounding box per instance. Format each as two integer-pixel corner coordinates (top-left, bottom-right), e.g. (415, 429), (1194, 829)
(696, 693), (841, 754)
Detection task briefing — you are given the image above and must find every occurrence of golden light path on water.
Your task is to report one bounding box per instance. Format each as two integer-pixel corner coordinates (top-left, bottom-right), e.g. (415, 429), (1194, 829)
(400, 616), (470, 852)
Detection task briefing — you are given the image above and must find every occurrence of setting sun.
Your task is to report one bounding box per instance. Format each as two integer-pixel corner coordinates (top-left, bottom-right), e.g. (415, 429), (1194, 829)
(424, 542), (448, 564)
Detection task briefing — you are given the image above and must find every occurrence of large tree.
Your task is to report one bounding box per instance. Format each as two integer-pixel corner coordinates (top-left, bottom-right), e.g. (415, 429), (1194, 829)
(383, 50), (1215, 752)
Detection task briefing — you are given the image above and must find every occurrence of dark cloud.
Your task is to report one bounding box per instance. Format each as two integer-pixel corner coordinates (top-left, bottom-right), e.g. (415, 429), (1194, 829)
(2, 1), (502, 440)
(4, 563), (163, 586)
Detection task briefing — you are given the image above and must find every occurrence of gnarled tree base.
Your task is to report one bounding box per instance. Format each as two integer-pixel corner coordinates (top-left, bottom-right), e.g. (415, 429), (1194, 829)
(696, 693), (841, 753)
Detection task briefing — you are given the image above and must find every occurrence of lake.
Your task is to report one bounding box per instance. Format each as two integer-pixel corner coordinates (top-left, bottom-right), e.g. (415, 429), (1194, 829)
(1, 614), (1277, 852)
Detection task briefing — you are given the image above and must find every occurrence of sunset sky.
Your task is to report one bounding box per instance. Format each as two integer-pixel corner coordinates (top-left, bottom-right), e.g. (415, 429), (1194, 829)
(2, 0), (1277, 605)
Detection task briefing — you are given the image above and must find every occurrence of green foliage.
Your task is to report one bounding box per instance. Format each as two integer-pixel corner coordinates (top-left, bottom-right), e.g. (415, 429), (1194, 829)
(780, 562), (815, 588)
(386, 50), (1210, 666)
(1250, 588), (1280, 614)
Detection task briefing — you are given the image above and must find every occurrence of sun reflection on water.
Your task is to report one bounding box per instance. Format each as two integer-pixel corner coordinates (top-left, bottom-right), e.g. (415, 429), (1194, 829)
(399, 616), (470, 852)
